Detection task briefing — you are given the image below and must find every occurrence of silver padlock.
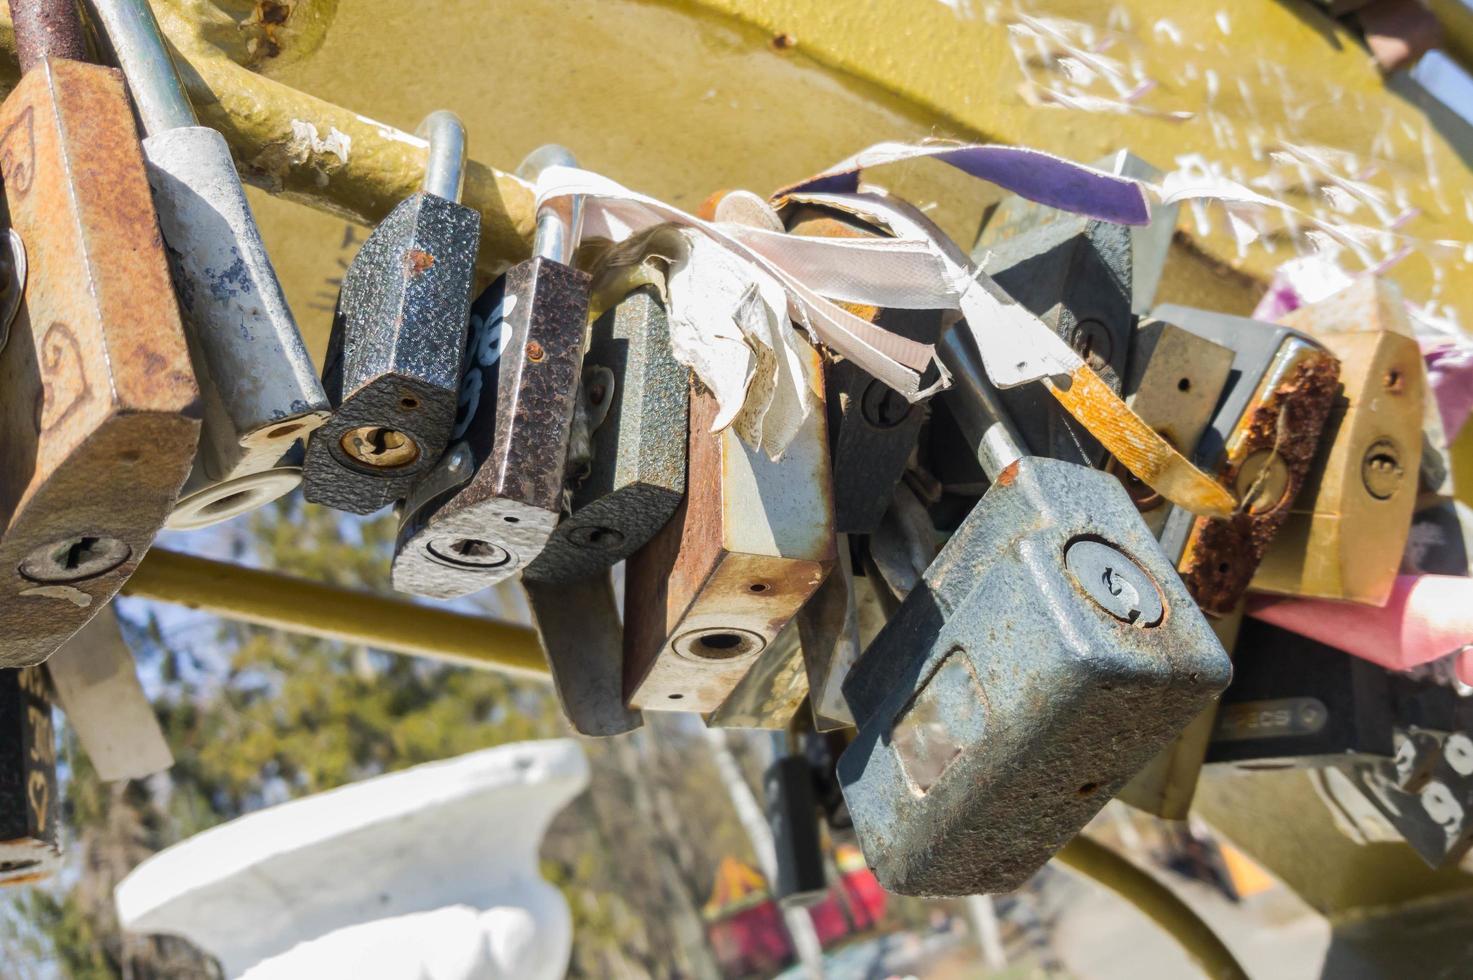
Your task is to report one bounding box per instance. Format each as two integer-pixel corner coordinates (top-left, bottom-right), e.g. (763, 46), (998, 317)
(393, 146), (590, 597)
(837, 324), (1231, 897)
(90, 0), (329, 528)
(303, 111), (481, 515)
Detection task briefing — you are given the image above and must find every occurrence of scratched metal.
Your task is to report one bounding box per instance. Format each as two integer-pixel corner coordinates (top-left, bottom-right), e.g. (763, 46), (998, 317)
(973, 204), (1134, 468)
(838, 457), (1229, 896)
(0, 667), (59, 886)
(144, 126), (329, 521)
(525, 572), (642, 737)
(393, 257), (590, 598)
(304, 190), (479, 514)
(523, 286), (687, 585)
(0, 59), (200, 669)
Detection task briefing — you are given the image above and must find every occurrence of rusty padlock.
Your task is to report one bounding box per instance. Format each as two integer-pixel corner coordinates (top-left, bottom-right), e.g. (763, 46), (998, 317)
(0, 0), (200, 668)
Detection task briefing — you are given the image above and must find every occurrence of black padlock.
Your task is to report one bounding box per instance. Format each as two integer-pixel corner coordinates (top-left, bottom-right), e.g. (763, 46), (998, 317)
(521, 286), (687, 585)
(303, 111), (480, 515)
(0, 668), (59, 885)
(393, 146), (590, 598)
(765, 753), (828, 907)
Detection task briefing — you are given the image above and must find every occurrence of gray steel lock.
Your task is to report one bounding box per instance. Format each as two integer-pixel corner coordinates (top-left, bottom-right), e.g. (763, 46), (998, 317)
(90, 0), (329, 529)
(521, 285), (687, 585)
(392, 146), (590, 598)
(972, 189), (1134, 468)
(836, 324), (1231, 897)
(525, 572), (642, 737)
(302, 111), (480, 515)
(0, 667), (59, 885)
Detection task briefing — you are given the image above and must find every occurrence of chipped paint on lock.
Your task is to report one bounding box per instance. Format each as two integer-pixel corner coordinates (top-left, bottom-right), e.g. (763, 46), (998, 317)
(18, 585), (92, 607)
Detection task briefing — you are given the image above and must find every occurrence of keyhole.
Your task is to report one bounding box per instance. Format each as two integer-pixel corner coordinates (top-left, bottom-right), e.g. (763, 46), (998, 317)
(452, 539), (498, 559)
(1101, 565), (1123, 597)
(339, 425), (421, 469)
(61, 536), (98, 571)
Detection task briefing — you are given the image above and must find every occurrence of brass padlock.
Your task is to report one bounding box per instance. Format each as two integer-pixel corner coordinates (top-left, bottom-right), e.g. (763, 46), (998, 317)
(1250, 279), (1426, 606)
(0, 0), (200, 668)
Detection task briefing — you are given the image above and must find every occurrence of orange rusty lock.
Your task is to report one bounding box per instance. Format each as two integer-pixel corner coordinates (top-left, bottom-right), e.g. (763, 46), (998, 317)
(0, 0), (199, 668)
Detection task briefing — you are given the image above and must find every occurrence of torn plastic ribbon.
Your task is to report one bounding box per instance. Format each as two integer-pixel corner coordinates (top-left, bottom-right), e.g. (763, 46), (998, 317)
(774, 140), (1153, 227)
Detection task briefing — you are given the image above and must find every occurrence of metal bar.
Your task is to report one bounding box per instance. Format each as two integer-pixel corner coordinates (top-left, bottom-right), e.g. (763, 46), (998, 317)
(122, 550), (550, 682)
(85, 0), (196, 134)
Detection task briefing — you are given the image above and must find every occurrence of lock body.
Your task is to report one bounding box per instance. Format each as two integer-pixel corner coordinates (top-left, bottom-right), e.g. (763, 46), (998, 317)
(765, 754), (828, 906)
(838, 457), (1230, 896)
(525, 573), (642, 737)
(975, 205), (1134, 468)
(1155, 306), (1340, 616)
(1251, 280), (1425, 605)
(305, 190), (480, 514)
(145, 127), (329, 528)
(0, 59), (199, 668)
(796, 535), (864, 731)
(0, 667), (59, 885)
(522, 286), (687, 584)
(624, 341), (836, 713)
(706, 621), (809, 729)
(394, 256), (591, 597)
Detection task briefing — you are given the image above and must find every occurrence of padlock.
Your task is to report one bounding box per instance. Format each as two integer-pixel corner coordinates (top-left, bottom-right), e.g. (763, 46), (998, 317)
(393, 146), (589, 597)
(0, 667), (59, 886)
(44, 608), (172, 781)
(521, 285), (687, 585)
(836, 324), (1230, 896)
(623, 341), (836, 714)
(706, 621), (808, 729)
(303, 110), (480, 515)
(90, 0), (329, 529)
(1250, 280), (1426, 606)
(765, 752), (828, 907)
(782, 204), (941, 535)
(973, 189), (1134, 468)
(524, 572), (641, 737)
(1109, 318), (1236, 535)
(796, 535), (864, 732)
(0, 0), (200, 669)
(1154, 305), (1341, 616)
(1348, 730), (1473, 868)
(1092, 151), (1179, 316)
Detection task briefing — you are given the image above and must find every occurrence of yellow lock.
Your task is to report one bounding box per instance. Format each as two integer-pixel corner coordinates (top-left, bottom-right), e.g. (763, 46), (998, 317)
(1250, 279), (1426, 607)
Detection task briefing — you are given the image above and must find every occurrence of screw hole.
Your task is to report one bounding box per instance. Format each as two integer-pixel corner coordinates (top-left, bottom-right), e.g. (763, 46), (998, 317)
(748, 582), (769, 593)
(770, 31), (796, 50)
(700, 633), (743, 651)
(668, 693), (684, 701)
(400, 396), (420, 410)
(1177, 377), (1191, 392)
(1077, 782), (1100, 797)
(1217, 562), (1231, 575)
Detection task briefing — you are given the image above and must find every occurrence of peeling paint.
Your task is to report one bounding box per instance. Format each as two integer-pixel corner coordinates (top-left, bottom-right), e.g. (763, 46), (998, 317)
(20, 585), (92, 608)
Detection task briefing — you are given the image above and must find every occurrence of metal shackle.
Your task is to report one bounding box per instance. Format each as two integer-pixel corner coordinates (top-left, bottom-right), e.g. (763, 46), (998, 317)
(938, 323), (1028, 480)
(416, 110), (467, 203)
(516, 144), (585, 265)
(86, 0), (196, 135)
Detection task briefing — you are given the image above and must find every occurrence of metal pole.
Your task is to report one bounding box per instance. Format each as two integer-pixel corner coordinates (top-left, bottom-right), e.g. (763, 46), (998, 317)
(938, 323), (1027, 480)
(85, 0), (197, 134)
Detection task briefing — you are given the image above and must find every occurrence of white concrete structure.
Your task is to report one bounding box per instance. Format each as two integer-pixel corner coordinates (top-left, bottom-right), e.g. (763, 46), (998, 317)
(116, 739), (588, 980)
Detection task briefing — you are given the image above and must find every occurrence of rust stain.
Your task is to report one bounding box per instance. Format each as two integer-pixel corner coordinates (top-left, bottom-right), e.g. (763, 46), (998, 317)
(1179, 353), (1341, 615)
(404, 249), (435, 275)
(995, 460), (1021, 487)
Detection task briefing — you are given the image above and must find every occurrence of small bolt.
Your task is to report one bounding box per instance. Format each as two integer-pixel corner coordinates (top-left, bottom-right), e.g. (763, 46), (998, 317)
(19, 535), (130, 584)
(526, 341), (545, 363)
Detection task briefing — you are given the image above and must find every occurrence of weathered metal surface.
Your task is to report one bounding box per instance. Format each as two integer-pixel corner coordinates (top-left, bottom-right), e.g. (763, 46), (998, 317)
(705, 619), (808, 730)
(623, 343), (835, 714)
(0, 666), (58, 886)
(523, 286), (687, 585)
(1093, 151), (1177, 316)
(304, 187), (479, 513)
(1252, 280), (1426, 606)
(783, 206), (938, 536)
(0, 57), (200, 668)
(10, 0), (83, 71)
(974, 202), (1134, 469)
(765, 754), (827, 906)
(524, 572), (641, 737)
(796, 534), (861, 732)
(838, 456), (1230, 896)
(1155, 306), (1341, 616)
(393, 256), (590, 597)
(1112, 319), (1236, 535)
(44, 608), (173, 781)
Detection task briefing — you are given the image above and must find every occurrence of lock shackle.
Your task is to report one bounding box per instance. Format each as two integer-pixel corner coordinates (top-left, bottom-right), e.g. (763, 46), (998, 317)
(85, 0), (196, 134)
(416, 110), (467, 203)
(939, 324), (1027, 480)
(11, 0), (87, 73)
(517, 144), (584, 266)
